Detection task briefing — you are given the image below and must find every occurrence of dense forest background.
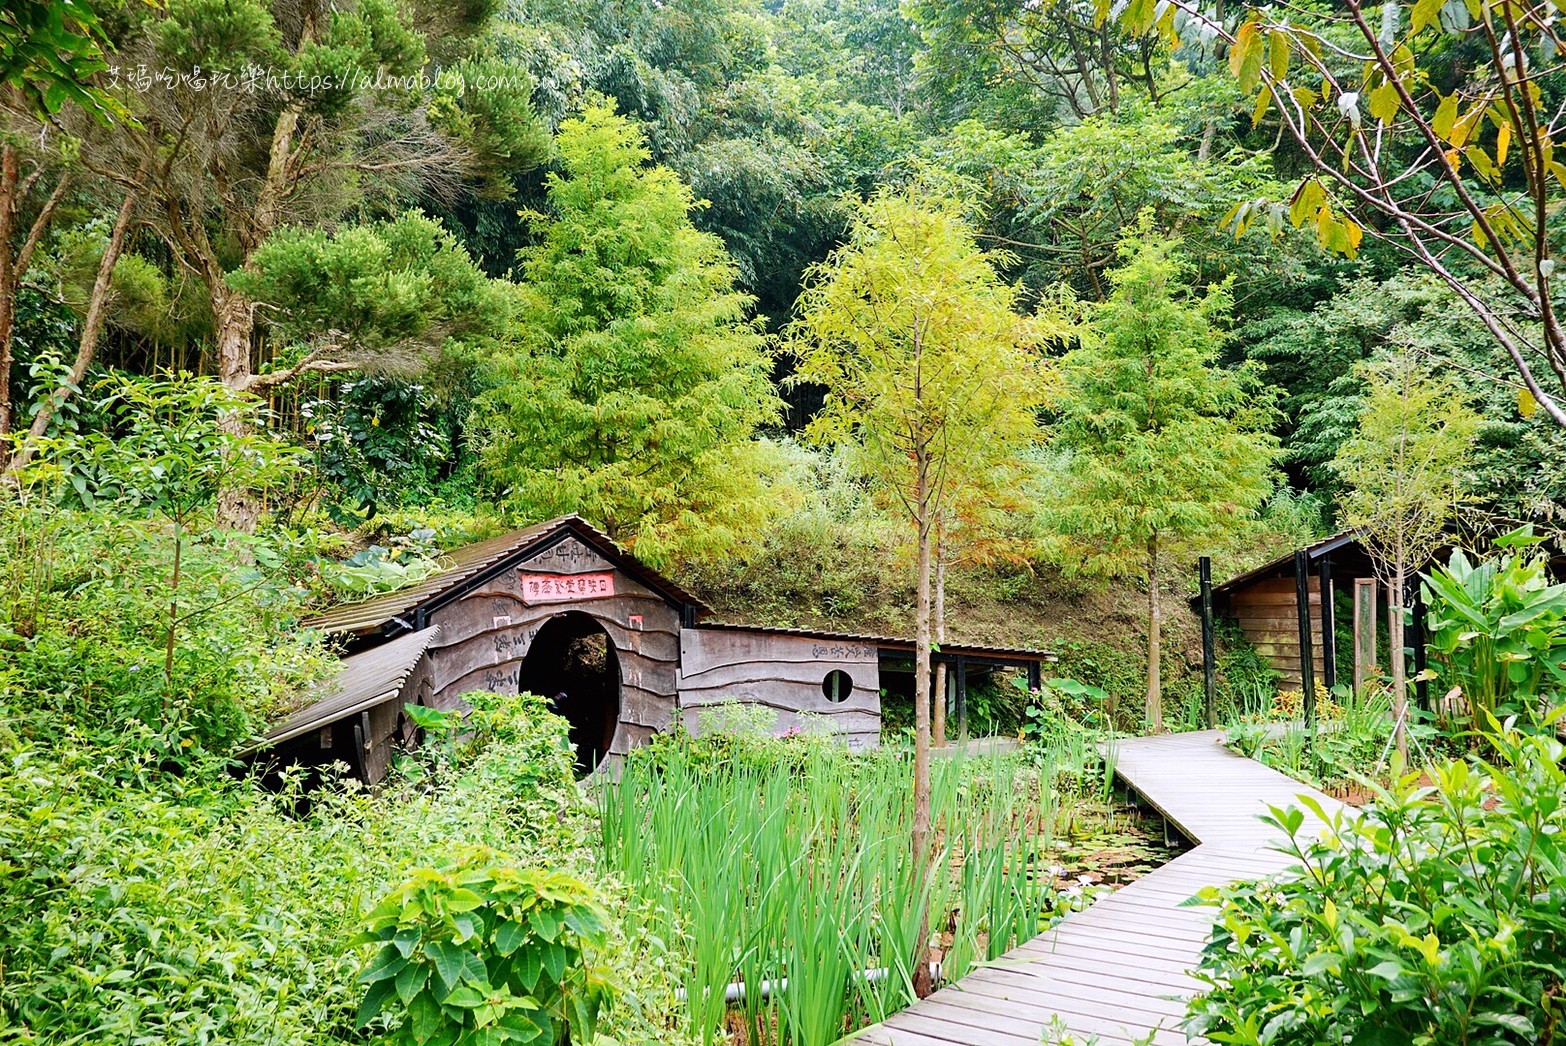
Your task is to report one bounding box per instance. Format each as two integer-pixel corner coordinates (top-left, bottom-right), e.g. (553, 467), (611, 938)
(4, 0), (1566, 719)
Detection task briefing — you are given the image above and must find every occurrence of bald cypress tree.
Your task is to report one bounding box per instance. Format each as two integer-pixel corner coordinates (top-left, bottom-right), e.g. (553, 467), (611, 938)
(1045, 230), (1277, 732)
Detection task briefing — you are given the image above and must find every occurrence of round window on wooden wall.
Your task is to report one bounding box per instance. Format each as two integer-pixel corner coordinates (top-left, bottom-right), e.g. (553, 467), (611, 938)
(822, 669), (853, 703)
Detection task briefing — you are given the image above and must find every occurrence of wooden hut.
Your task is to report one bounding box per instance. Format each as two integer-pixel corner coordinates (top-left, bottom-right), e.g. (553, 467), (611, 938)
(1201, 529), (1411, 700)
(302, 516), (700, 769)
(680, 622), (1049, 750)
(251, 515), (1055, 781)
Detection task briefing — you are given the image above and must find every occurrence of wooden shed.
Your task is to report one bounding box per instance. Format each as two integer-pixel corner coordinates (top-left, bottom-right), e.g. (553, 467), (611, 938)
(244, 625), (439, 786)
(272, 515), (1057, 779)
(303, 516), (701, 770)
(1204, 531), (1376, 692)
(681, 622), (1052, 748)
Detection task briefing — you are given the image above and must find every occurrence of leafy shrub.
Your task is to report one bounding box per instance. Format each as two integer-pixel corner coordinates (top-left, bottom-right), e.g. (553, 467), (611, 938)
(357, 852), (616, 1046)
(1224, 685), (1392, 793)
(2, 373), (321, 757)
(1188, 713), (1566, 1044)
(322, 543), (444, 596)
(0, 505), (326, 757)
(1423, 526), (1566, 740)
(0, 693), (681, 1046)
(636, 702), (836, 776)
(1268, 683), (1345, 722)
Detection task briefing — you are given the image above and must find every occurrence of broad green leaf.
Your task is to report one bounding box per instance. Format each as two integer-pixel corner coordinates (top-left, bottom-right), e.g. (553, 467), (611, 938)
(494, 919), (529, 957)
(1289, 179), (1327, 227)
(1412, 0), (1445, 31)
(427, 940), (469, 993)
(396, 961), (429, 1003)
(1269, 31), (1290, 79)
(1230, 20), (1265, 93)
(1432, 94), (1458, 140)
(362, 943), (409, 984)
(1369, 81), (1401, 124)
(356, 977), (397, 1028)
(1253, 85), (1272, 127)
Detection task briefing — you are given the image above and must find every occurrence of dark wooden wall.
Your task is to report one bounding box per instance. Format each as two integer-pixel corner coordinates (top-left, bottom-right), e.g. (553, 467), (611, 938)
(1229, 575), (1325, 690)
(678, 629), (882, 750)
(425, 535), (680, 759)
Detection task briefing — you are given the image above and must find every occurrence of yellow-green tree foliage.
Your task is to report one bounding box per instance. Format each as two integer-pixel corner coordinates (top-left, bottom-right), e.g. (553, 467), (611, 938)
(788, 186), (1044, 993)
(1334, 349), (1479, 758)
(1045, 231), (1277, 732)
(475, 106), (780, 564)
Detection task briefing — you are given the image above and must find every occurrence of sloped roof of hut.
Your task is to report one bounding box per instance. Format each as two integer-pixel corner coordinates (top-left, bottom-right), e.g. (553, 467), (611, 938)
(251, 626), (442, 749)
(1209, 529), (1368, 598)
(303, 515), (707, 638)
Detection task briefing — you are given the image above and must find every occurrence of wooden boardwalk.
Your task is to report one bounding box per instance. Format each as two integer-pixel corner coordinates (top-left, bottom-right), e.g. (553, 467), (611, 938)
(853, 730), (1346, 1046)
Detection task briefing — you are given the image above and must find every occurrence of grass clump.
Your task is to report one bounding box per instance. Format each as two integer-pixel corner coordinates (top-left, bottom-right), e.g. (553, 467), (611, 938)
(595, 717), (1109, 1046)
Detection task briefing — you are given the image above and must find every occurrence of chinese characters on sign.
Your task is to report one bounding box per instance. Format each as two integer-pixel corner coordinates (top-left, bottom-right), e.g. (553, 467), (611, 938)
(520, 572), (615, 604)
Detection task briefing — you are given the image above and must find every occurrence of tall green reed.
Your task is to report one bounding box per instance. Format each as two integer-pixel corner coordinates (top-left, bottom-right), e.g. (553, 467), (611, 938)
(596, 732), (1070, 1045)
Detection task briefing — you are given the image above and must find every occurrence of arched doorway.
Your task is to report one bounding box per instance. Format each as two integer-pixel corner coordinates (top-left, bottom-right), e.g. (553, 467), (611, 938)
(518, 612), (621, 772)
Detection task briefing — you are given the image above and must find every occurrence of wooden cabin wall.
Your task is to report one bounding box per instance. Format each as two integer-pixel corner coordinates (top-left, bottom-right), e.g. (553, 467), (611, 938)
(361, 666), (434, 784)
(678, 630), (881, 750)
(1228, 576), (1326, 690)
(424, 535), (680, 759)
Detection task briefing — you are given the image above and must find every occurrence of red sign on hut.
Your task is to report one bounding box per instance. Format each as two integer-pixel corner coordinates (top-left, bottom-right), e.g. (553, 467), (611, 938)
(520, 572), (615, 604)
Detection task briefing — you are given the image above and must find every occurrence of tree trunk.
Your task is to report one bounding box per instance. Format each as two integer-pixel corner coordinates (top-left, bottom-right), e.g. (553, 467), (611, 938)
(6, 182), (139, 475)
(933, 527), (947, 748)
(1146, 534), (1163, 733)
(210, 101), (302, 531)
(0, 149), (62, 460)
(911, 454), (934, 999)
(0, 144), (18, 450)
(1390, 569), (1409, 763)
(213, 284), (263, 530)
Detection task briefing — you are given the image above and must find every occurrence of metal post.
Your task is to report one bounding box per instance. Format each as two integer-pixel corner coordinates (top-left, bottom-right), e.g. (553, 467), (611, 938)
(1027, 660), (1041, 690)
(1294, 549), (1317, 729)
(1199, 556), (1217, 729)
(1318, 554), (1336, 692)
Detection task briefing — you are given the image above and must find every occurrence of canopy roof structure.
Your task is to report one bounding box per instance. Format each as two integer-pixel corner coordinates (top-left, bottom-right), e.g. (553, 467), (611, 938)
(692, 620), (1055, 667)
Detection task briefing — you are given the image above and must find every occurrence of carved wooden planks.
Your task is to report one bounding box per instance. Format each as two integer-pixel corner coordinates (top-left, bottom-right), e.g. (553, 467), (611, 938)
(425, 535), (681, 757)
(678, 628), (882, 749)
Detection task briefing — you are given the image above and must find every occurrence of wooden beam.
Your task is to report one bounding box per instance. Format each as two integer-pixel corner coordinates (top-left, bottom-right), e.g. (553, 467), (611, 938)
(1199, 556), (1217, 729)
(1318, 555), (1336, 692)
(1293, 550), (1316, 728)
(956, 654), (969, 739)
(1353, 578), (1377, 698)
(1409, 579), (1429, 711)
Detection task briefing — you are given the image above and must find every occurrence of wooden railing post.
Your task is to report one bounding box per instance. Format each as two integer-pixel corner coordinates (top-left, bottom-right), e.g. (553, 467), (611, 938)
(1199, 556), (1217, 729)
(1318, 554), (1336, 692)
(1294, 550), (1316, 730)
(1352, 578), (1377, 699)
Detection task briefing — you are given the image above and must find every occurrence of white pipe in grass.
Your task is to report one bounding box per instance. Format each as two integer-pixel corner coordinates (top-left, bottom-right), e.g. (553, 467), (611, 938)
(674, 963), (944, 1005)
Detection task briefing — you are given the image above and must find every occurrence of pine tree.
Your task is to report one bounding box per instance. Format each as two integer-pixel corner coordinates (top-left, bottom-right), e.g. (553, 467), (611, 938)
(476, 106), (780, 563)
(1045, 230), (1277, 732)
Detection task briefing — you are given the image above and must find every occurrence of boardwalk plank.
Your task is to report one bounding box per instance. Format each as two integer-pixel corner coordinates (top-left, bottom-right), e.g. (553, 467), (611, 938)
(854, 730), (1348, 1045)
